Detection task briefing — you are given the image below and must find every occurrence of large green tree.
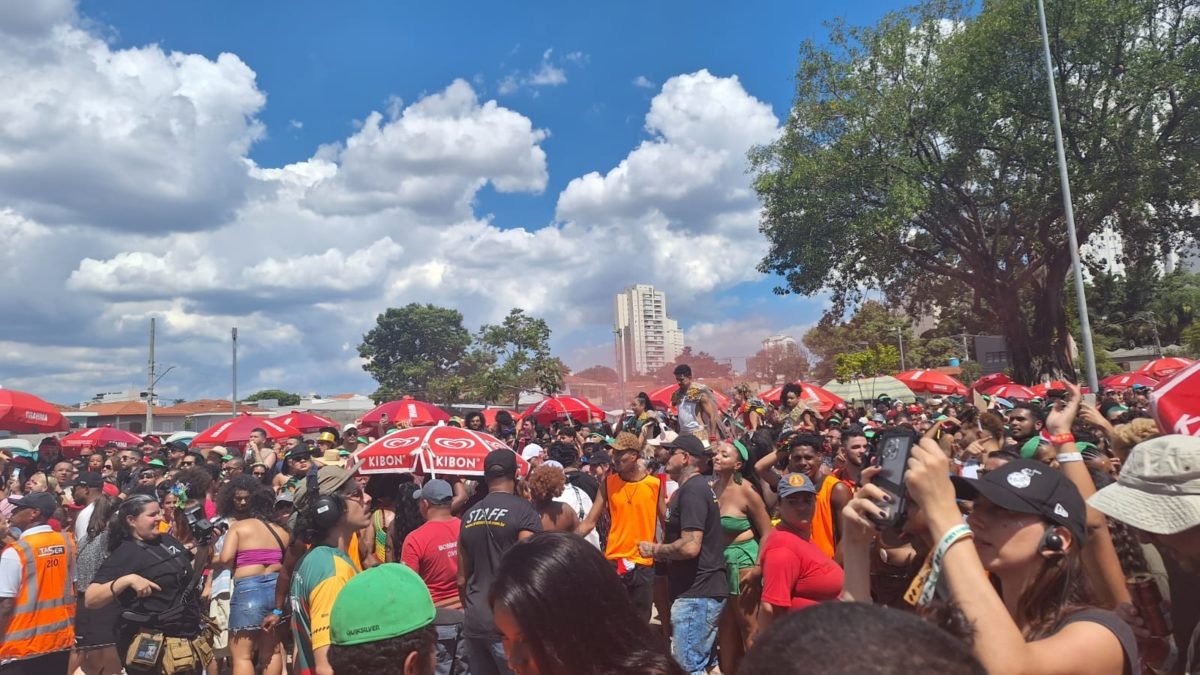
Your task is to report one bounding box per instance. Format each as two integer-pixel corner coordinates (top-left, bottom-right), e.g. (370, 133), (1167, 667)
(358, 304), (473, 403)
(754, 0), (1200, 383)
(469, 309), (565, 407)
(746, 342), (812, 384)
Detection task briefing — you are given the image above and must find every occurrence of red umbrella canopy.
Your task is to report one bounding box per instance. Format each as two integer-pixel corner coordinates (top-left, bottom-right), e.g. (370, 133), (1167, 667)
(981, 383), (1038, 401)
(971, 372), (1012, 392)
(0, 389), (68, 434)
(353, 426), (529, 477)
(645, 385), (731, 413)
(269, 411), (338, 434)
(480, 408), (522, 427)
(756, 382), (844, 413)
(1099, 373), (1160, 391)
(61, 425), (143, 451)
(1150, 360), (1200, 435)
(191, 415), (299, 448)
(894, 370), (969, 397)
(521, 396), (606, 426)
(1137, 357), (1196, 380)
(361, 397), (450, 429)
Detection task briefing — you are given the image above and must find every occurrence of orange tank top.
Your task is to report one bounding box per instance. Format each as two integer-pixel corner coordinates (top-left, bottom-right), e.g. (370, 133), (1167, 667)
(604, 473), (661, 566)
(811, 474), (843, 559)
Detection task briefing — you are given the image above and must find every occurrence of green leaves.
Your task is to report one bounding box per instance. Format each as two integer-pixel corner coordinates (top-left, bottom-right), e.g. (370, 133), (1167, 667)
(244, 389), (301, 406)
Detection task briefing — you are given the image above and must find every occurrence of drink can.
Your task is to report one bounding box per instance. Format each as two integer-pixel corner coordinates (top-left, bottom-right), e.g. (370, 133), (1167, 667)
(1126, 573), (1171, 637)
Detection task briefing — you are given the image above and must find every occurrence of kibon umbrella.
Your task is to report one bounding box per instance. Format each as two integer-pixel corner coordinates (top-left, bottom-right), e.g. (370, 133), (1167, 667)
(361, 397), (450, 429)
(1137, 357), (1196, 380)
(981, 383), (1038, 401)
(190, 415), (299, 448)
(645, 385), (731, 413)
(972, 372), (1012, 392)
(821, 376), (917, 403)
(521, 396), (606, 426)
(61, 425), (143, 452)
(269, 411), (339, 434)
(756, 382), (844, 413)
(353, 425), (530, 477)
(0, 389), (68, 434)
(894, 370), (969, 397)
(1099, 373), (1159, 391)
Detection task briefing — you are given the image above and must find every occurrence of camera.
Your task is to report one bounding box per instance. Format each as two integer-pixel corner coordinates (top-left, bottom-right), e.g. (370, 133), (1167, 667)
(182, 504), (215, 545)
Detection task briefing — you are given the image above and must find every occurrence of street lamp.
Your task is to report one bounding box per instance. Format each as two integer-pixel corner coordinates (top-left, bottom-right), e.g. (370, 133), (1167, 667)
(1036, 0), (1100, 390)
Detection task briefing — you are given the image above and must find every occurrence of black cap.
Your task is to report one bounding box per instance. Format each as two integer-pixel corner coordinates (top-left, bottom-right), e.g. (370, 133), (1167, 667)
(10, 491), (58, 516)
(587, 449), (611, 466)
(484, 449), (518, 479)
(73, 471), (103, 489)
(951, 460), (1087, 544)
(660, 434), (708, 458)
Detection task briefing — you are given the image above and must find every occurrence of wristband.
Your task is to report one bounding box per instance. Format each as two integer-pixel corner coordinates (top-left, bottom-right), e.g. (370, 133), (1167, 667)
(919, 524), (973, 606)
(1055, 452), (1084, 464)
(272, 608), (283, 617)
(1048, 433), (1075, 446)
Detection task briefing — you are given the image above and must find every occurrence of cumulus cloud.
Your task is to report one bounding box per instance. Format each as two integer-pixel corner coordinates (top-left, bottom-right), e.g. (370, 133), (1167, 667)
(497, 48), (583, 96)
(0, 13), (265, 233)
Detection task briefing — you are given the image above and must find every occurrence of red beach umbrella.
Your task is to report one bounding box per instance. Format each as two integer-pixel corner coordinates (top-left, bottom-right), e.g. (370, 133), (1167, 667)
(0, 389), (68, 434)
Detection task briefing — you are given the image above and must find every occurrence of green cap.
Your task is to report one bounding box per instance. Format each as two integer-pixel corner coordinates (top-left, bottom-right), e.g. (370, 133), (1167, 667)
(330, 563), (435, 646)
(147, 458), (167, 468)
(356, 436), (368, 444)
(1020, 436), (1043, 459)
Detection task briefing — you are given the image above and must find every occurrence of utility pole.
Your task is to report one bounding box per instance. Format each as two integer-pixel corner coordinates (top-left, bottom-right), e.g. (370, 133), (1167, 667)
(232, 327), (239, 415)
(145, 318), (155, 434)
(1140, 313), (1163, 358)
(896, 327), (907, 371)
(613, 327), (627, 408)
(1037, 0), (1100, 391)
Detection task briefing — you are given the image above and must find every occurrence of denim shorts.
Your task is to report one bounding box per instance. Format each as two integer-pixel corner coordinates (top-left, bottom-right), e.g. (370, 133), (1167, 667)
(228, 572), (278, 632)
(670, 596), (725, 675)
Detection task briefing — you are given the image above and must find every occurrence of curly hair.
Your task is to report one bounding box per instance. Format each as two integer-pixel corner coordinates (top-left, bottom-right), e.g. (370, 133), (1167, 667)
(389, 483), (424, 552)
(327, 625), (436, 675)
(526, 465), (565, 505)
(733, 383), (754, 400)
(780, 383), (803, 407)
(1109, 418), (1159, 460)
(216, 475), (274, 520)
(170, 467), (213, 505)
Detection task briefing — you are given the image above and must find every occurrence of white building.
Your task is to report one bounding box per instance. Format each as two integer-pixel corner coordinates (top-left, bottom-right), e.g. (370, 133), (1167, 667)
(761, 335), (797, 352)
(614, 284), (685, 376)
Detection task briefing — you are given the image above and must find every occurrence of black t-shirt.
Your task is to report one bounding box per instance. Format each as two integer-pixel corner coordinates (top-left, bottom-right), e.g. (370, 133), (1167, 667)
(664, 476), (728, 600)
(92, 534), (202, 641)
(565, 469), (599, 501)
(460, 491), (542, 639)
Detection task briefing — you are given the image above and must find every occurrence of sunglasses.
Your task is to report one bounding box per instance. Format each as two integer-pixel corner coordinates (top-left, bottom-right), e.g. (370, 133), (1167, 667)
(102, 465), (114, 471)
(252, 471), (266, 477)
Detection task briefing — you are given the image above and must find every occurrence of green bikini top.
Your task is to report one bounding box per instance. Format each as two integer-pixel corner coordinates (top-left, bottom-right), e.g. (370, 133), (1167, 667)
(720, 515), (752, 534)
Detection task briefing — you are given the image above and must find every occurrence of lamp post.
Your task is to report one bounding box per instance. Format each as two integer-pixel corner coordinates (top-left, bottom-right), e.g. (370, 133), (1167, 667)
(1036, 0), (1100, 391)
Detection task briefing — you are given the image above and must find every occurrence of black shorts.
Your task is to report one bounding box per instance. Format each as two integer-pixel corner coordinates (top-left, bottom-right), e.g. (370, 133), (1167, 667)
(74, 594), (121, 649)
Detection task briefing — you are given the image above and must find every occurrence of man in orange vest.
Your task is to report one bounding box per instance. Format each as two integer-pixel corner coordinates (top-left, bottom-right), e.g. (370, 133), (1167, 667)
(0, 491), (76, 674)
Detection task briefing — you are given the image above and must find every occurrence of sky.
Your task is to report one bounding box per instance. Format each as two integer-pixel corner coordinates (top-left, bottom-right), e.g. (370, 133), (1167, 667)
(0, 0), (907, 405)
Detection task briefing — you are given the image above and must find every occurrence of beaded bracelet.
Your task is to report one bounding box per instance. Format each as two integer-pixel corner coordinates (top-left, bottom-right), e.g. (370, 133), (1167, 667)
(918, 524), (974, 606)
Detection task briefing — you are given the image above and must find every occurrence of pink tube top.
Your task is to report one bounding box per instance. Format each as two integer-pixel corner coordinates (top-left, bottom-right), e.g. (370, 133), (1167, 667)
(236, 548), (282, 568)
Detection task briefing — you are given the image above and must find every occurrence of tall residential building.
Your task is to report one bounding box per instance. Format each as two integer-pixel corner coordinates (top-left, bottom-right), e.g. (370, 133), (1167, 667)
(614, 284), (685, 376)
(761, 335), (797, 353)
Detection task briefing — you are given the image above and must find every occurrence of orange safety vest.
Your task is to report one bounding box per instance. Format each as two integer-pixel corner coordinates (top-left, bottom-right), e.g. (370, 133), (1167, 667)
(811, 474), (842, 560)
(0, 530), (76, 660)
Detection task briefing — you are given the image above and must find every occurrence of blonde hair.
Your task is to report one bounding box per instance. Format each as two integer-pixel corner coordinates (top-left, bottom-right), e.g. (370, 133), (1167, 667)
(1110, 418), (1159, 461)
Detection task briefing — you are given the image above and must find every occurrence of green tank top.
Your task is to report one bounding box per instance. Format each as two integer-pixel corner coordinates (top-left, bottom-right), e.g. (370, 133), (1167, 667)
(720, 515), (752, 535)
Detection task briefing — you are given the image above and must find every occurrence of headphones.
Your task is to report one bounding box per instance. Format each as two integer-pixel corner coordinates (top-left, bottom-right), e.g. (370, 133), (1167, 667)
(307, 468), (344, 533)
(1039, 526), (1065, 555)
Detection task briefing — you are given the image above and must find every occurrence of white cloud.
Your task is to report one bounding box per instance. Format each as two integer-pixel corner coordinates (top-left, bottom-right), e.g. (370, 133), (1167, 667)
(0, 12), (265, 233)
(633, 75), (655, 89)
(289, 119), (303, 129)
(497, 48), (583, 95)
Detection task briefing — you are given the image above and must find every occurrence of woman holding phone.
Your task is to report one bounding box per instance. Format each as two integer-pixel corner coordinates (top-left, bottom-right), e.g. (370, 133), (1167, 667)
(840, 431), (1138, 674)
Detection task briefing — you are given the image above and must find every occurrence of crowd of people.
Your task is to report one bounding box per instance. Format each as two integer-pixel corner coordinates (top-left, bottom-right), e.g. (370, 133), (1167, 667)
(0, 362), (1197, 675)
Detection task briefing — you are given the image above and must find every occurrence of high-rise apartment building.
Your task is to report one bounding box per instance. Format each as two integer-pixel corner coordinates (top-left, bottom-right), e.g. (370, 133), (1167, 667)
(614, 284), (685, 376)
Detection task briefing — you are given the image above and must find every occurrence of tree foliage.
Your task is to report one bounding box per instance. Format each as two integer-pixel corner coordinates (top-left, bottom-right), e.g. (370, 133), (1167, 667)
(244, 389), (301, 406)
(746, 342), (811, 384)
(470, 309), (565, 407)
(834, 345), (902, 382)
(358, 304), (474, 403)
(653, 346), (734, 383)
(754, 0), (1200, 383)
(575, 365), (619, 382)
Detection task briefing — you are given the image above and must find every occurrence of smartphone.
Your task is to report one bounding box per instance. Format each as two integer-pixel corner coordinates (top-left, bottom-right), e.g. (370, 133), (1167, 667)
(11, 467), (20, 485)
(870, 428), (918, 528)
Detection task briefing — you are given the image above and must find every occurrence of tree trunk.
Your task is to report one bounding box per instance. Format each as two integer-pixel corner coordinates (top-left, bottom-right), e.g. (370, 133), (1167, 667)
(990, 276), (1076, 385)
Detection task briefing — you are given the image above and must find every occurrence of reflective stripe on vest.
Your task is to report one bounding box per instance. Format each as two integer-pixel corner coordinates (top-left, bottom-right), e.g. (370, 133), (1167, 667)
(0, 531), (76, 659)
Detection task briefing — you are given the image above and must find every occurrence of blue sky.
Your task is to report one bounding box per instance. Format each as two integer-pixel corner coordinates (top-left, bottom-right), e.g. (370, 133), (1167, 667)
(2, 1), (907, 403)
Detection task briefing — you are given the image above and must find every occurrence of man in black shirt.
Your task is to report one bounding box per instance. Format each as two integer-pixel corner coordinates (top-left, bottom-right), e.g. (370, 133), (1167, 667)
(458, 449), (541, 675)
(639, 434), (727, 675)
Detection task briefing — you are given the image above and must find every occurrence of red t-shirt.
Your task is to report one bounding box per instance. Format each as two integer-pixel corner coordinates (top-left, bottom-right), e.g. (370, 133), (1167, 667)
(760, 524), (844, 611)
(400, 517), (461, 603)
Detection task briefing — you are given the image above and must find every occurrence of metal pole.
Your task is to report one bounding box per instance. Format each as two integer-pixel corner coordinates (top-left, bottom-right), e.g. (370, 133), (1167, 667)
(146, 318), (155, 434)
(1037, 0), (1099, 391)
(232, 328), (238, 415)
(613, 327), (626, 408)
(897, 327), (907, 371)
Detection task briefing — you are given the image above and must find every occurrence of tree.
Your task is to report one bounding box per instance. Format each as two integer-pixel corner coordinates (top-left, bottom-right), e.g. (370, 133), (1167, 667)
(913, 337), (962, 369)
(653, 347), (735, 382)
(244, 389), (301, 406)
(470, 309), (564, 407)
(753, 0), (1200, 383)
(746, 342), (811, 383)
(802, 301), (914, 381)
(358, 304), (472, 403)
(833, 345), (901, 382)
(575, 365), (619, 382)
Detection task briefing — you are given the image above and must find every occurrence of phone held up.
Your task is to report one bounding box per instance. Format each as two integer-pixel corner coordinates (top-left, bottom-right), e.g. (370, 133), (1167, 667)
(869, 427), (919, 529)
